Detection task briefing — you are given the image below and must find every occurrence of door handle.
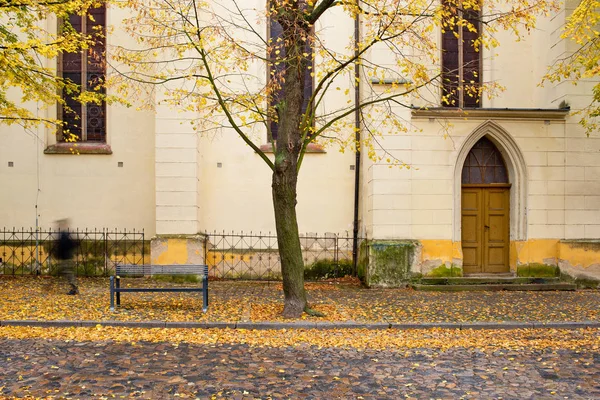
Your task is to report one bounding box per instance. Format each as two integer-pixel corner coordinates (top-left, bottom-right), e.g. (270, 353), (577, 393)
(485, 224), (490, 229)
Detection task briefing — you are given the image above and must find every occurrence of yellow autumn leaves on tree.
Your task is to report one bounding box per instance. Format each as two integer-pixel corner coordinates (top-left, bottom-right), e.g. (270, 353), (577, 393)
(544, 0), (600, 135)
(0, 0), (105, 131)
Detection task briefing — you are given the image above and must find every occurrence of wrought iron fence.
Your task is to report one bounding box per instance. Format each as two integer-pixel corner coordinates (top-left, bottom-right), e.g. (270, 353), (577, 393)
(203, 231), (360, 280)
(0, 228), (147, 276)
(1, 228), (361, 280)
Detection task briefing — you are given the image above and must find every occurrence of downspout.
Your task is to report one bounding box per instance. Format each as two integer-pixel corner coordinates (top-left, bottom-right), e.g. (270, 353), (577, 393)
(351, 11), (361, 275)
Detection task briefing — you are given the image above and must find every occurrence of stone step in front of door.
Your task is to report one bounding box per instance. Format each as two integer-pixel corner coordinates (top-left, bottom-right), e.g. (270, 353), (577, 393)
(411, 283), (577, 292)
(420, 277), (561, 285)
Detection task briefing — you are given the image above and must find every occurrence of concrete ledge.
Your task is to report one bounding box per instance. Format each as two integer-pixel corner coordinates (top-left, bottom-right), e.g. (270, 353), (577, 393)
(412, 283), (577, 292)
(98, 321), (167, 328)
(1, 320), (599, 330)
(237, 322), (288, 330)
(461, 322), (534, 330)
(165, 322), (236, 329)
(390, 322), (463, 330)
(80, 321), (104, 327)
(532, 321), (600, 329)
(318, 322), (389, 329)
(1, 320), (78, 328)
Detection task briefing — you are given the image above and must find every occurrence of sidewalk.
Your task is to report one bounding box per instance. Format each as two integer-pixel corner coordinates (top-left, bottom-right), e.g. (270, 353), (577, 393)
(1, 276), (599, 329)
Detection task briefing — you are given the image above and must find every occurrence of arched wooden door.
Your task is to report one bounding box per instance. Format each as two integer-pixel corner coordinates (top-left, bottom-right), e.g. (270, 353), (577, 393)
(461, 137), (510, 274)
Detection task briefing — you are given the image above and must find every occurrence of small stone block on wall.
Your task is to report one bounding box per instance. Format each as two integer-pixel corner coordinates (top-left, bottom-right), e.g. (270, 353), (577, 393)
(360, 241), (418, 287)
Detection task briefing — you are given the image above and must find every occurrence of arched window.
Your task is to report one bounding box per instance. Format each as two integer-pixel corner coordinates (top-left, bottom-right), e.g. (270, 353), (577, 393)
(461, 136), (508, 184)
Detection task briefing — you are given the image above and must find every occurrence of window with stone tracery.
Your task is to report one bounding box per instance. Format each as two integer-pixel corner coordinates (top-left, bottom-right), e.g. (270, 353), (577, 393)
(461, 136), (508, 184)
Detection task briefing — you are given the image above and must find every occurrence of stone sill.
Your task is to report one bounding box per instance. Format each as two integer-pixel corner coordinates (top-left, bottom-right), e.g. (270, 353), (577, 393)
(258, 143), (326, 154)
(411, 107), (570, 120)
(44, 143), (112, 155)
(370, 78), (410, 85)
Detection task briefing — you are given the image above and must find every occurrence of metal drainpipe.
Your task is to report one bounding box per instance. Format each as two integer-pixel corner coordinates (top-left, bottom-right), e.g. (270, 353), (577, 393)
(351, 11), (361, 276)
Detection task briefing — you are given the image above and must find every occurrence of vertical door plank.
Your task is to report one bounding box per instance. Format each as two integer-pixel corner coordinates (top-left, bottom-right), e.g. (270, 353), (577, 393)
(483, 188), (510, 273)
(461, 188), (482, 274)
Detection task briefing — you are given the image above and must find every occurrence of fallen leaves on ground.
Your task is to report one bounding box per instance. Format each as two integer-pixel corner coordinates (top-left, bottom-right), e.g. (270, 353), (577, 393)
(0, 325), (598, 352)
(273, 282), (342, 291)
(250, 303), (346, 321)
(0, 276), (599, 323)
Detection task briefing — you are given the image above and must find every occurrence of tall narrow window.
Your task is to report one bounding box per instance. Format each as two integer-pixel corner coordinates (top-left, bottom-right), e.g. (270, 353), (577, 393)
(61, 5), (106, 142)
(441, 1), (481, 108)
(268, 17), (314, 141)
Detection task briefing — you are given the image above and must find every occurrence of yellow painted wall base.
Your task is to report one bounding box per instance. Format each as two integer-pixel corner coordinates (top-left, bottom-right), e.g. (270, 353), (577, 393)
(417, 239), (600, 280)
(151, 237), (205, 265)
(149, 237), (600, 281)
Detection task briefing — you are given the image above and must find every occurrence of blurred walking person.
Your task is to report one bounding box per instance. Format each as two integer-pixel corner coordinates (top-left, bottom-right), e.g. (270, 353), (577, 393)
(55, 219), (79, 295)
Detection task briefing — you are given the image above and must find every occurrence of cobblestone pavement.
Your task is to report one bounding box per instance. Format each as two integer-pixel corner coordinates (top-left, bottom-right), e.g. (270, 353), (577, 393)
(1, 336), (599, 399)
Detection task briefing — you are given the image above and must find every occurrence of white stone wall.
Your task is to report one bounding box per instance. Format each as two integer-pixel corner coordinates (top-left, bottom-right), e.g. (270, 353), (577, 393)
(192, 5), (358, 235)
(364, 115), (600, 242)
(154, 106), (200, 235)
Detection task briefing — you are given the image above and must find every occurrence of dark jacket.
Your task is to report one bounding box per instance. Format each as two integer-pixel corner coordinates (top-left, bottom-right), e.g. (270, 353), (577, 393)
(56, 231), (76, 260)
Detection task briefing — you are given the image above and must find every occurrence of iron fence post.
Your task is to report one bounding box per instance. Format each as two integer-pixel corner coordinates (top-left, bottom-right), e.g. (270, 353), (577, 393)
(104, 229), (108, 276)
(141, 229), (145, 267)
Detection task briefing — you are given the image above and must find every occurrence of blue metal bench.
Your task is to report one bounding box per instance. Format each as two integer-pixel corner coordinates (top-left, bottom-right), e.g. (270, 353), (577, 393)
(110, 264), (208, 312)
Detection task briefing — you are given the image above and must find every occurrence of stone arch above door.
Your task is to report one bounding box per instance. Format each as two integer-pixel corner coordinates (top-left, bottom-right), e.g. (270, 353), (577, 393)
(453, 120), (528, 241)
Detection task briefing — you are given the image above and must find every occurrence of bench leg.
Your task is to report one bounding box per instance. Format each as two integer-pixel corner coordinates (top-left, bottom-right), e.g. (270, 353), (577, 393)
(202, 275), (208, 312)
(116, 277), (121, 306)
(110, 276), (115, 312)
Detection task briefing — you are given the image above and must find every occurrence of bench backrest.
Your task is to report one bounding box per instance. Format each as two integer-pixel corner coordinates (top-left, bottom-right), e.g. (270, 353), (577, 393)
(116, 264), (208, 276)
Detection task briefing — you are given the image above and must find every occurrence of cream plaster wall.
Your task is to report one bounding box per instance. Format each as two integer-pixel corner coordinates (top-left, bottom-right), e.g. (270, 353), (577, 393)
(0, 6), (156, 234)
(196, 132), (356, 234)
(185, 5), (358, 235)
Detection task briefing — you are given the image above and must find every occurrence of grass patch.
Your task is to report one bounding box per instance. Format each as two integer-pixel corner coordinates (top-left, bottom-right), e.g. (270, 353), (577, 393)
(304, 259), (353, 281)
(426, 264), (463, 277)
(517, 263), (559, 277)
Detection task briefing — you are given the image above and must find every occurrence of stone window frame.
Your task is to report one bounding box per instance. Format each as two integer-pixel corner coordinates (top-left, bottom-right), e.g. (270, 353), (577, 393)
(453, 120), (528, 241)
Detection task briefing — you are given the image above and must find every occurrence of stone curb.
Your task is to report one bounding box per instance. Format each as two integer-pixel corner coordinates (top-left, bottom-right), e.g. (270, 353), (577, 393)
(2, 320), (600, 330)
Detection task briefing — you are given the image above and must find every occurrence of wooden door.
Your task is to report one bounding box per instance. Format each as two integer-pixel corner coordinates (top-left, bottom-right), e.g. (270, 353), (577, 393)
(461, 188), (483, 274)
(461, 187), (509, 274)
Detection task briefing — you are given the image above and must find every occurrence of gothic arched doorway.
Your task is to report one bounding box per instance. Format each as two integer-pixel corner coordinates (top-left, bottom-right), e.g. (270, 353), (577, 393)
(461, 136), (510, 274)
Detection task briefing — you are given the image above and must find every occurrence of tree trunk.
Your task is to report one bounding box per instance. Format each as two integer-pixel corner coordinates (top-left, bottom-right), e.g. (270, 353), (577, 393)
(272, 163), (307, 318)
(271, 6), (310, 318)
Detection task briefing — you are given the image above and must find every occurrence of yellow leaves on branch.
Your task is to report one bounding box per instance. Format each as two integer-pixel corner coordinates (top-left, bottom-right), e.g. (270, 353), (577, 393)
(542, 0), (600, 135)
(110, 0), (557, 163)
(0, 0), (107, 128)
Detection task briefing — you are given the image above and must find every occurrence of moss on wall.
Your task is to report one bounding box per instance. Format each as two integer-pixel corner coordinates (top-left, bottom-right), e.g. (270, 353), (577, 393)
(304, 259), (353, 281)
(365, 241), (416, 287)
(560, 240), (600, 251)
(517, 263), (559, 277)
(357, 240), (369, 282)
(426, 264), (463, 277)
(560, 271), (600, 289)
